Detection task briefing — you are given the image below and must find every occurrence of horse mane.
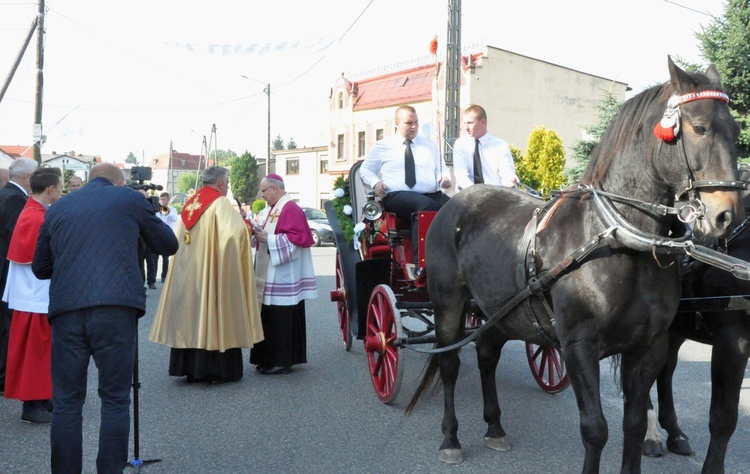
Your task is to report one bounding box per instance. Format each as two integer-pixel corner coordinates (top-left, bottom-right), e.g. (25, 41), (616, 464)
(583, 68), (716, 186)
(583, 85), (665, 186)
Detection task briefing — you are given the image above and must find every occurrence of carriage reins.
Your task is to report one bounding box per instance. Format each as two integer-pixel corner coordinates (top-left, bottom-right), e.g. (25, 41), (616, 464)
(402, 92), (750, 355)
(400, 185), (750, 355)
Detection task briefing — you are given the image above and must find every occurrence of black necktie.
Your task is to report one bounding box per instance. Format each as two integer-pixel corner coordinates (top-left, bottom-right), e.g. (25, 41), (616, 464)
(473, 139), (484, 184)
(404, 139), (416, 188)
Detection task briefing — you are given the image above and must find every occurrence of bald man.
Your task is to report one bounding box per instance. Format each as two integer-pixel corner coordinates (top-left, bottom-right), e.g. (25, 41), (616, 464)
(67, 175), (83, 192)
(33, 161), (178, 473)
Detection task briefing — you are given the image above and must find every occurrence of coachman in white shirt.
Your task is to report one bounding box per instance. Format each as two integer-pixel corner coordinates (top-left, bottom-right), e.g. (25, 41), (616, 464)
(452, 104), (519, 191)
(360, 105), (451, 272)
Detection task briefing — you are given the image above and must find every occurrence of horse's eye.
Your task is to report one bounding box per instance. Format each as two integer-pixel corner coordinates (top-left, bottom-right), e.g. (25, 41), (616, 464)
(693, 125), (707, 135)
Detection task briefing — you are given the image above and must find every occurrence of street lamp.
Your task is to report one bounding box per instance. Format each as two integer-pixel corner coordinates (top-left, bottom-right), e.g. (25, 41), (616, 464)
(240, 75), (271, 176)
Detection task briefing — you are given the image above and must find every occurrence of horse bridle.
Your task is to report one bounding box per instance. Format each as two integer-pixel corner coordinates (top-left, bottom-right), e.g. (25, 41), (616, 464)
(668, 90), (747, 219)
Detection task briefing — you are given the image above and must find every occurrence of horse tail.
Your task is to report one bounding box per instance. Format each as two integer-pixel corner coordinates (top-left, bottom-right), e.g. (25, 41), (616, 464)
(405, 353), (441, 415)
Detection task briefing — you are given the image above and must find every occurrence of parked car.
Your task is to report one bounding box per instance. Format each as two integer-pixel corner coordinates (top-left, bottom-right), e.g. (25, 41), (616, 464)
(302, 207), (334, 247)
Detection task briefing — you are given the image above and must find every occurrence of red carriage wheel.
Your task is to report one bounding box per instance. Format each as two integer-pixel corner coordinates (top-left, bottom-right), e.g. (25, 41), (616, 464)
(525, 342), (570, 394)
(465, 311), (483, 329)
(363, 285), (404, 404)
(330, 253), (353, 351)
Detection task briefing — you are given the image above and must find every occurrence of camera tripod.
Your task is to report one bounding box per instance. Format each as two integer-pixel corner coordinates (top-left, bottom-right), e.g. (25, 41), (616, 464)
(128, 324), (161, 472)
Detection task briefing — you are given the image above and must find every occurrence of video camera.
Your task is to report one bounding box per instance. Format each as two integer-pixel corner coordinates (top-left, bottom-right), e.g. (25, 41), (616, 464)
(127, 166), (162, 213)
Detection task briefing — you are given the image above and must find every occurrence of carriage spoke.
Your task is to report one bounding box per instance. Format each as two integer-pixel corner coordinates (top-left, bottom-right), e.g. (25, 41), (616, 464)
(526, 342), (570, 394)
(366, 285), (404, 403)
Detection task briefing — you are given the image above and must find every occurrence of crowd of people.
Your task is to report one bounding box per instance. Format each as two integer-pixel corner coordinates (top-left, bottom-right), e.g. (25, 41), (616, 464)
(0, 102), (513, 473)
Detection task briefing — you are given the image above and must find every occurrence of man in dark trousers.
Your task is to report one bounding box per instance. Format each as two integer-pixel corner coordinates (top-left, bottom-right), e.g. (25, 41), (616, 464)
(33, 162), (178, 474)
(0, 158), (37, 394)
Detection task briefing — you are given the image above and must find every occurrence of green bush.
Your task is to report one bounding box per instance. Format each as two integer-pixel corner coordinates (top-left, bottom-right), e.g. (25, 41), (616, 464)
(252, 199), (266, 214)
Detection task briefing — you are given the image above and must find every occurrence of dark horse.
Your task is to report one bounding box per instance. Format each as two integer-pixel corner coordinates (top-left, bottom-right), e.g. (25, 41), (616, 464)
(643, 189), (750, 473)
(406, 58), (743, 473)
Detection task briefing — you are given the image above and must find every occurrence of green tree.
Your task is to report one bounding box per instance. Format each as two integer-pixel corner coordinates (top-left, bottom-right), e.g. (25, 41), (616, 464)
(125, 152), (138, 165)
(176, 172), (199, 193)
(564, 91), (623, 183)
(696, 0), (750, 160)
(211, 149), (239, 166)
(229, 151), (260, 205)
(517, 127), (565, 195)
(287, 137), (297, 149)
(272, 134), (284, 151)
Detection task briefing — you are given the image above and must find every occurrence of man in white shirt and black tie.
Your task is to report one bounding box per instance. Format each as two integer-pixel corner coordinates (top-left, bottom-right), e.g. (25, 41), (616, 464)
(360, 105), (451, 273)
(453, 104), (519, 191)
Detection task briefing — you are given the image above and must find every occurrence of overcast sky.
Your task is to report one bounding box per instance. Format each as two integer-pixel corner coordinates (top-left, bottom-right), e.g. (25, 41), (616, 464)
(0, 0), (727, 164)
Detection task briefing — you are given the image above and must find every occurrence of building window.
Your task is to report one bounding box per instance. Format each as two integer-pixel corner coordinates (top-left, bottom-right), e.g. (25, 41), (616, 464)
(337, 92), (344, 109)
(320, 159), (328, 174)
(286, 158), (300, 175)
(358, 131), (366, 157)
(376, 128), (384, 141)
(337, 134), (344, 160)
(320, 198), (330, 210)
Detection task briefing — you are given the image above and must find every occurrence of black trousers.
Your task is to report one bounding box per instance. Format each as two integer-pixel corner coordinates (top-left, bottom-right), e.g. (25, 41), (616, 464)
(383, 190), (450, 266)
(0, 301), (10, 391)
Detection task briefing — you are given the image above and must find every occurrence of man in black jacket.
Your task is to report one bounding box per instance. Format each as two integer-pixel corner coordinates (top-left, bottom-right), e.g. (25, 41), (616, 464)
(0, 158), (37, 394)
(33, 162), (179, 474)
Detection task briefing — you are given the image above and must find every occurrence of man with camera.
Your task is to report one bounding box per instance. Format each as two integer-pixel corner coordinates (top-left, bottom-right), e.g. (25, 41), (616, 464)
(32, 162), (178, 473)
(128, 167), (164, 290)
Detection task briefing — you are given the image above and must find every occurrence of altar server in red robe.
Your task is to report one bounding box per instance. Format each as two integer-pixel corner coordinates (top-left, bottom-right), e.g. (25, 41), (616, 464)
(2, 167), (62, 424)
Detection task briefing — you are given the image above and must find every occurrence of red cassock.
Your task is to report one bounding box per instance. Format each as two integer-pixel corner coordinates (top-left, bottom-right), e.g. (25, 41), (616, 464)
(3, 198), (52, 401)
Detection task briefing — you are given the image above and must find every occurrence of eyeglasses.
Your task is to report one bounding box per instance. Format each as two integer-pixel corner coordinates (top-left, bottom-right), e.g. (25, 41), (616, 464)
(260, 186), (272, 193)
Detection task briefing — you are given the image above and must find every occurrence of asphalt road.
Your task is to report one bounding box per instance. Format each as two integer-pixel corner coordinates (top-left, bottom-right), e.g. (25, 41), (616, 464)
(1, 244), (748, 473)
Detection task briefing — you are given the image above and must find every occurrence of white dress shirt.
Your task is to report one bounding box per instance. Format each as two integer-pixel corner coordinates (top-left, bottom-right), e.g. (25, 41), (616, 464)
(360, 134), (444, 194)
(453, 132), (518, 190)
(158, 205), (179, 228)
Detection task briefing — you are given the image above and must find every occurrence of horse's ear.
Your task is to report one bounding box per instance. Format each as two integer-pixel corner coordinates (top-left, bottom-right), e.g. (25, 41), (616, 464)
(667, 56), (695, 93)
(706, 64), (723, 88)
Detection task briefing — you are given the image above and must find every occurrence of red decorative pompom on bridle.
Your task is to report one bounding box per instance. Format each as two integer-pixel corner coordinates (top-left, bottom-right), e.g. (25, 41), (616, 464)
(654, 91), (729, 142)
(653, 90), (730, 142)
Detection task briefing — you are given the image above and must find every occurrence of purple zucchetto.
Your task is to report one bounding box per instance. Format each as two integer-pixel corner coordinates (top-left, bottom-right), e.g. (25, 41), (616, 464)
(265, 173), (284, 183)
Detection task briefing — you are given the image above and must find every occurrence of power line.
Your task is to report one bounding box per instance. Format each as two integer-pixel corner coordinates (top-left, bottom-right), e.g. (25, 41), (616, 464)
(663, 0), (714, 17)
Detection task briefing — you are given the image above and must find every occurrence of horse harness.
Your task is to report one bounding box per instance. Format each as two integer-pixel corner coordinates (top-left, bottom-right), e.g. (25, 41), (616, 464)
(403, 90), (750, 355)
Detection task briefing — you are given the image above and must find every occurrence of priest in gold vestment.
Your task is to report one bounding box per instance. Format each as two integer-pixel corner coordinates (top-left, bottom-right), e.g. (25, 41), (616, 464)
(149, 166), (263, 384)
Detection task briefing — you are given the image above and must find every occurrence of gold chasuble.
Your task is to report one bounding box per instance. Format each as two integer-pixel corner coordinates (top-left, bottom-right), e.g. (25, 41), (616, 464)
(149, 190), (263, 351)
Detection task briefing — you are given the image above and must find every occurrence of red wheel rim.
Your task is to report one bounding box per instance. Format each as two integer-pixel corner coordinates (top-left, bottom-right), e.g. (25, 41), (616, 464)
(526, 342), (569, 394)
(364, 285), (403, 403)
(335, 255), (352, 351)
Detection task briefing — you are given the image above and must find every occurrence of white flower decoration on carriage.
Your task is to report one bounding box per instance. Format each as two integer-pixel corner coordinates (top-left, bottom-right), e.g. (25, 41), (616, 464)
(352, 222), (366, 250)
(333, 188), (345, 198)
(343, 204), (353, 216)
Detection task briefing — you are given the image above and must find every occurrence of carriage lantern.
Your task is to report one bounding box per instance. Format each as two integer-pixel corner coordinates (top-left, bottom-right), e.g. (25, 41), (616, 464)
(363, 192), (383, 245)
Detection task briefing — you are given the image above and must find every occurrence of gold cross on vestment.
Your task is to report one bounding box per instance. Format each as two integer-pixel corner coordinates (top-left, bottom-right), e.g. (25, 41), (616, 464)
(268, 208), (281, 223)
(185, 199), (203, 219)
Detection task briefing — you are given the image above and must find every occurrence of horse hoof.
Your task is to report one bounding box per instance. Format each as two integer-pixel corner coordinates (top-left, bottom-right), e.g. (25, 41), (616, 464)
(484, 436), (510, 452)
(438, 448), (464, 464)
(667, 437), (694, 456)
(641, 439), (664, 457)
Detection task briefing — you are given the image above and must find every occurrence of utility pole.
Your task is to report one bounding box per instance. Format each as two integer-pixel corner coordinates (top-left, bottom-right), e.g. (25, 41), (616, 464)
(240, 75), (271, 176)
(443, 0), (461, 165)
(0, 17), (37, 105)
(33, 0), (45, 164)
(168, 141), (174, 195)
(265, 83), (271, 176)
